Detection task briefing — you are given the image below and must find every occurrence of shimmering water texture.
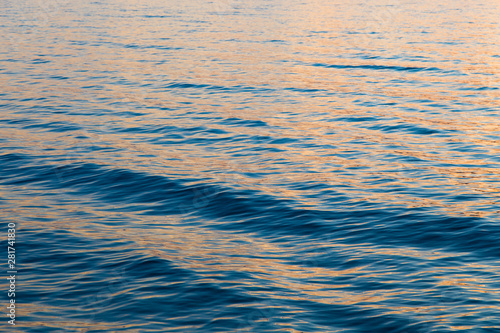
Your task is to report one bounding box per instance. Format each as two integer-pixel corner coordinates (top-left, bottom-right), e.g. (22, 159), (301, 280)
(1, 0), (500, 332)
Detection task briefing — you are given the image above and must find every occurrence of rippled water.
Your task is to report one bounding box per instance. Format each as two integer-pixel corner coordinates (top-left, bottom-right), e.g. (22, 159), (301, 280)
(1, 0), (500, 331)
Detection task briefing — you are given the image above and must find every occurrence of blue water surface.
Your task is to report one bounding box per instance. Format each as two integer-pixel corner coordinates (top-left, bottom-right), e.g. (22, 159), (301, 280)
(1, 0), (499, 331)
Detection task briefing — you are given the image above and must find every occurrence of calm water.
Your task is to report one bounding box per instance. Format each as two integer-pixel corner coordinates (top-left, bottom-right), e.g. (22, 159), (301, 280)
(1, 0), (499, 331)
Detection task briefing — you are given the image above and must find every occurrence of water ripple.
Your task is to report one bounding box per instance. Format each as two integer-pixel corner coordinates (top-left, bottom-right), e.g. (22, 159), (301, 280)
(1, 0), (499, 331)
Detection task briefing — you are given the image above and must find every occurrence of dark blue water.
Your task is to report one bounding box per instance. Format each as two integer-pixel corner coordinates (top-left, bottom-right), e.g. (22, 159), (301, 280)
(1, 0), (500, 331)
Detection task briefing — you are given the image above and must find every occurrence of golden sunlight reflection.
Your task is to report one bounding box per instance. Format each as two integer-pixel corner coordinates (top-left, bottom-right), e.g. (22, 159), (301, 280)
(2, 0), (500, 330)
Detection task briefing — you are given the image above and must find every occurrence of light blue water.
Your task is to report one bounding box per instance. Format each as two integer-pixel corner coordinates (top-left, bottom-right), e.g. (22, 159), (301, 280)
(1, 0), (499, 331)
